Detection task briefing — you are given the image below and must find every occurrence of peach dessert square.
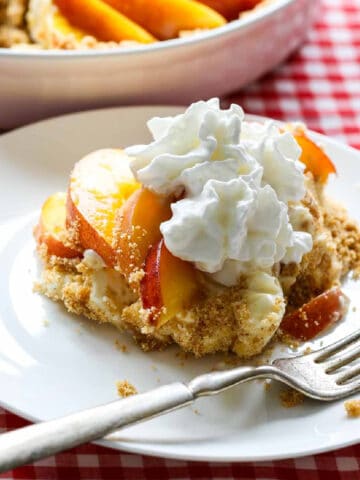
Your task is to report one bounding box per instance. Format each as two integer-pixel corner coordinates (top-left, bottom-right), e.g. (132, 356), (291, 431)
(34, 99), (360, 358)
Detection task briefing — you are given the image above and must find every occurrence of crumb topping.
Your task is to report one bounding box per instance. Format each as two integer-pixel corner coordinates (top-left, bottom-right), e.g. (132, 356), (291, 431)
(116, 380), (137, 398)
(280, 388), (304, 408)
(115, 339), (128, 353)
(0, 0), (29, 47)
(344, 400), (360, 418)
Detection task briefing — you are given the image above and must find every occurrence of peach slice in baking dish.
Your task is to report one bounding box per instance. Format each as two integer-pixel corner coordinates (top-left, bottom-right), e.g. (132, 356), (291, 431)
(140, 239), (200, 327)
(35, 192), (82, 259)
(54, 0), (156, 43)
(102, 0), (226, 40)
(66, 149), (139, 267)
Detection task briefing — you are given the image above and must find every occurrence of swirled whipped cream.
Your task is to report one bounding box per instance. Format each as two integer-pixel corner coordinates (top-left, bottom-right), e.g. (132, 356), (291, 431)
(126, 99), (313, 286)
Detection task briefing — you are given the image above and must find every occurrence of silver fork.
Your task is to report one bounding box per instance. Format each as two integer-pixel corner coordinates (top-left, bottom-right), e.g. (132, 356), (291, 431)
(0, 329), (359, 473)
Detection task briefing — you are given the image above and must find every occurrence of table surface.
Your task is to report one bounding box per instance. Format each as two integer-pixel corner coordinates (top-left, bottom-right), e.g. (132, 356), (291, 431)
(1, 0), (359, 478)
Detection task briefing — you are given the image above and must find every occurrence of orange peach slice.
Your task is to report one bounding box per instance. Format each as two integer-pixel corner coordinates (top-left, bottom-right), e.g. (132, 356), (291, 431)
(115, 188), (172, 279)
(35, 192), (82, 258)
(294, 132), (336, 183)
(140, 239), (199, 327)
(196, 0), (261, 20)
(103, 0), (226, 40)
(281, 288), (348, 341)
(53, 0), (156, 43)
(66, 149), (140, 266)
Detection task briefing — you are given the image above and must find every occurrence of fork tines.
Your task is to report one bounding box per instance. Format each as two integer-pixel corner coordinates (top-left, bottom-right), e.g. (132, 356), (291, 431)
(314, 329), (360, 388)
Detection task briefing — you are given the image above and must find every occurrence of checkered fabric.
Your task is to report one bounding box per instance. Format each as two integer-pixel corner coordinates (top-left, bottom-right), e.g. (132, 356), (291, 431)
(0, 0), (359, 478)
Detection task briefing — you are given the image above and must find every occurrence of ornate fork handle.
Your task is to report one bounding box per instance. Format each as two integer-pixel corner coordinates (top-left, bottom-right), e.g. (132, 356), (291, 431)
(0, 365), (290, 473)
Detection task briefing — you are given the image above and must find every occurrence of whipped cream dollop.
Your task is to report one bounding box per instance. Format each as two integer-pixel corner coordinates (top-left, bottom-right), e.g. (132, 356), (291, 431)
(126, 99), (313, 286)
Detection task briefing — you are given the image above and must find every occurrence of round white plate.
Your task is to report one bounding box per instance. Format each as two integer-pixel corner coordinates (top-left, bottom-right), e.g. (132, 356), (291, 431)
(0, 106), (359, 462)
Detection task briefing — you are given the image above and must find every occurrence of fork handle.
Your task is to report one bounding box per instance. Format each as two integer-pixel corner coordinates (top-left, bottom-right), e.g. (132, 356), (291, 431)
(0, 365), (277, 472)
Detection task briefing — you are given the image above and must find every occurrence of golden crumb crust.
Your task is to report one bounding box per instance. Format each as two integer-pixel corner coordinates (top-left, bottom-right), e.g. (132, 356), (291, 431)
(0, 0), (30, 46)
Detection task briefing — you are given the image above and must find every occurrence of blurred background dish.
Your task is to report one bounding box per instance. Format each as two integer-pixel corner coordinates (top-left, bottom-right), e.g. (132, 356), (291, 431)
(0, 0), (318, 129)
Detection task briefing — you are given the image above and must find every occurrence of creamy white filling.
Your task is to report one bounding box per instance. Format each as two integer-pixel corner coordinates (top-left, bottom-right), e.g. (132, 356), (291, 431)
(232, 271), (286, 357)
(83, 249), (106, 271)
(81, 250), (136, 314)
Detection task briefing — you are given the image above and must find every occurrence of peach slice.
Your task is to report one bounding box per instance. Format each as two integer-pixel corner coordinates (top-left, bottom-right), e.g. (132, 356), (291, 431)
(53, 0), (156, 43)
(115, 188), (172, 279)
(281, 288), (348, 341)
(196, 0), (261, 20)
(140, 239), (200, 327)
(52, 10), (88, 41)
(67, 149), (140, 266)
(294, 132), (336, 183)
(35, 192), (82, 258)
(102, 0), (226, 40)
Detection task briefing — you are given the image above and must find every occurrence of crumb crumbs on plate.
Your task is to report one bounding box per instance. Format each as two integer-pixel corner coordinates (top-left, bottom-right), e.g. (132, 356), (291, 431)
(116, 380), (137, 398)
(264, 380), (272, 391)
(344, 399), (360, 418)
(280, 388), (304, 408)
(151, 364), (158, 371)
(115, 339), (128, 353)
(277, 332), (301, 350)
(175, 351), (189, 361)
(42, 318), (50, 327)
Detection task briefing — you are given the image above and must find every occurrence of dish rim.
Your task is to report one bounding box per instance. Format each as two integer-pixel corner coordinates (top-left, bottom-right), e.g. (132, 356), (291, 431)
(0, 0), (292, 60)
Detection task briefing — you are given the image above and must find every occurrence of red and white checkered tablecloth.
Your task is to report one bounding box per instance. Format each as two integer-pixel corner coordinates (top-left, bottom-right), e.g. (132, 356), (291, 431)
(1, 0), (359, 478)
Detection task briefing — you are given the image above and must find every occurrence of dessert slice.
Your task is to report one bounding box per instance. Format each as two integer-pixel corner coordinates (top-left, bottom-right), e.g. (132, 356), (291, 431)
(34, 99), (360, 358)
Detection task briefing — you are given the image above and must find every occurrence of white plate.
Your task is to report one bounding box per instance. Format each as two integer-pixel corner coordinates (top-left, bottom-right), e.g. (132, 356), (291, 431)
(0, 106), (359, 463)
(0, 0), (318, 129)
